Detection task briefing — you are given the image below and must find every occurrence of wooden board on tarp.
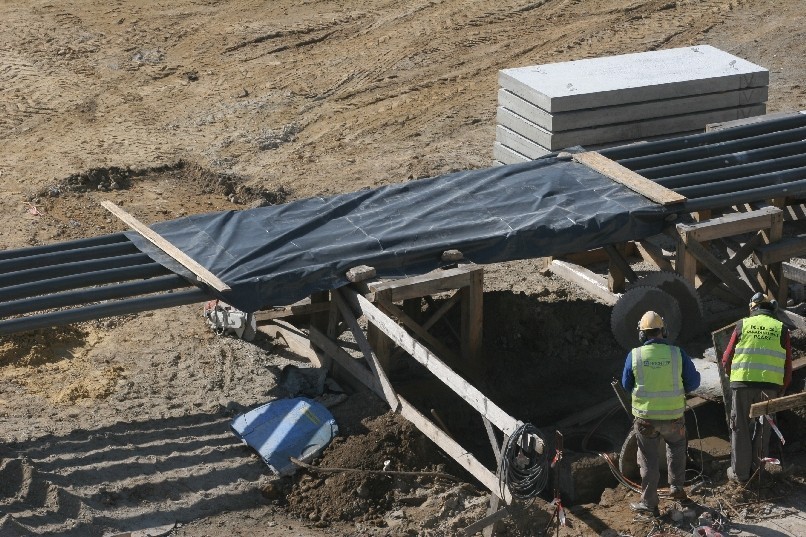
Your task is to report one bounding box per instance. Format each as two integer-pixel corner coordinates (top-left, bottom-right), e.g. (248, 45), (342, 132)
(711, 322), (737, 427)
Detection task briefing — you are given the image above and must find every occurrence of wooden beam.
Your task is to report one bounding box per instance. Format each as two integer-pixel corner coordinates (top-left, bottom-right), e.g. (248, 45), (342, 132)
(332, 289), (400, 411)
(635, 240), (674, 272)
(398, 396), (511, 504)
(754, 235), (806, 265)
(309, 329), (510, 503)
(682, 236), (753, 300)
(573, 151), (685, 205)
(549, 260), (618, 305)
(782, 262), (806, 284)
(257, 321), (323, 367)
(749, 392), (806, 419)
(101, 200), (230, 292)
(342, 288), (524, 438)
(462, 507), (508, 537)
(253, 299), (331, 322)
(677, 206), (782, 243)
(362, 265), (481, 302)
(460, 267), (484, 373)
(375, 296), (458, 363)
(697, 235), (763, 296)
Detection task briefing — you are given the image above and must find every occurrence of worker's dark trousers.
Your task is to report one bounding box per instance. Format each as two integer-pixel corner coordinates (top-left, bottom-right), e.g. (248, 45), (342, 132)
(730, 387), (778, 481)
(635, 417), (686, 509)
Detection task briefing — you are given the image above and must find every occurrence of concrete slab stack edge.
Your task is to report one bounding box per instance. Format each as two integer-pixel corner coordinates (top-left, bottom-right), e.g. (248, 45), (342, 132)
(495, 125), (552, 159)
(493, 141), (533, 165)
(498, 45), (769, 113)
(499, 86), (768, 132)
(497, 103), (767, 151)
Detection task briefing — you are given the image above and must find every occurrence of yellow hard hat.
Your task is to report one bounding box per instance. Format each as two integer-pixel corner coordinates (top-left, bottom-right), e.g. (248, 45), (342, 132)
(638, 311), (665, 331)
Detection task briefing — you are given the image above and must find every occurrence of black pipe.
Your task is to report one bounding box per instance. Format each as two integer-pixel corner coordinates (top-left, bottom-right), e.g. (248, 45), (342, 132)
(637, 138), (806, 179)
(657, 153), (806, 189)
(0, 233), (128, 261)
(600, 113), (806, 161)
(0, 241), (140, 274)
(683, 177), (806, 212)
(0, 288), (211, 336)
(0, 264), (170, 302)
(677, 166), (806, 199)
(625, 127), (806, 174)
(0, 275), (191, 317)
(0, 253), (154, 289)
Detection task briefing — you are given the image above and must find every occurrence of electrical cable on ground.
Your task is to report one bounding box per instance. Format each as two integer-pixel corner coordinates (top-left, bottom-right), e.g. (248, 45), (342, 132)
(498, 422), (549, 500)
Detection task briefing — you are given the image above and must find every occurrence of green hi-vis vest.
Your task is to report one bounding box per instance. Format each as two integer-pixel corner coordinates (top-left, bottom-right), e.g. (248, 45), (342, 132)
(631, 343), (685, 420)
(731, 314), (786, 385)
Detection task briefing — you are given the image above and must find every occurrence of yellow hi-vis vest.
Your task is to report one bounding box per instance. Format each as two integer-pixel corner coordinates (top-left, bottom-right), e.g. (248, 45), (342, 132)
(631, 343), (685, 420)
(730, 314), (786, 385)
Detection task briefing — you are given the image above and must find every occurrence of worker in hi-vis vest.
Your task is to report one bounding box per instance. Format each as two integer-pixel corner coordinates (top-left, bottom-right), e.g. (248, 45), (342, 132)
(722, 292), (792, 483)
(622, 311), (701, 517)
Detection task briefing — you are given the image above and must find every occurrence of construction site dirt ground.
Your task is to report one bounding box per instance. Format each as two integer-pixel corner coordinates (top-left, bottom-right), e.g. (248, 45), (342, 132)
(1, 1), (806, 536)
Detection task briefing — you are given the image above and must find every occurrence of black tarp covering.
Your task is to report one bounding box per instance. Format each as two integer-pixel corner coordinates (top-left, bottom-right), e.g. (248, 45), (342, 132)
(126, 156), (674, 312)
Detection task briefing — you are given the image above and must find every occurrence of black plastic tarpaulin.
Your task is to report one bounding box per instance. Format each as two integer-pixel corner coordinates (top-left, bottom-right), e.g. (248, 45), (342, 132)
(126, 155), (672, 313)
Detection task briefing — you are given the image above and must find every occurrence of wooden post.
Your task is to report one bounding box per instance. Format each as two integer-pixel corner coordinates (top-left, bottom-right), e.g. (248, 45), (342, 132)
(461, 268), (484, 375)
(310, 291), (332, 369)
(368, 288), (395, 372)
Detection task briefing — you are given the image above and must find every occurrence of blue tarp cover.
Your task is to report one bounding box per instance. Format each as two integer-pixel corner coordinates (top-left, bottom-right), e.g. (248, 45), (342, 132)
(231, 397), (338, 476)
(127, 157), (673, 311)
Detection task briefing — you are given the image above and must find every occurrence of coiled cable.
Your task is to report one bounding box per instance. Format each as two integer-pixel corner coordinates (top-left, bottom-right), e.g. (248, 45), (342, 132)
(498, 422), (550, 500)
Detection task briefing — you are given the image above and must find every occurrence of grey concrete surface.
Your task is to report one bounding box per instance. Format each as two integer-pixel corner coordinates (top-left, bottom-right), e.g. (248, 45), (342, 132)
(495, 125), (550, 160)
(498, 86), (768, 132)
(497, 103), (767, 150)
(499, 45), (769, 113)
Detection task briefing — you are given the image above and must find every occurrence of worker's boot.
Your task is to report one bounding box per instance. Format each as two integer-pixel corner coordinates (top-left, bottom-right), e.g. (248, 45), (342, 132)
(668, 486), (688, 501)
(629, 501), (660, 517)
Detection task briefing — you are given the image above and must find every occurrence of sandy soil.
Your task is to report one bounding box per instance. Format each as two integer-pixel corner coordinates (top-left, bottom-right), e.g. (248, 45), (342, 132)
(1, 1), (806, 536)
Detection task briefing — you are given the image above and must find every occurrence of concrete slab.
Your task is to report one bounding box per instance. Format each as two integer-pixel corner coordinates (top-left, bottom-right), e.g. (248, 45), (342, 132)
(499, 45), (769, 113)
(497, 103), (767, 150)
(495, 125), (551, 159)
(492, 141), (532, 165)
(499, 86), (768, 132)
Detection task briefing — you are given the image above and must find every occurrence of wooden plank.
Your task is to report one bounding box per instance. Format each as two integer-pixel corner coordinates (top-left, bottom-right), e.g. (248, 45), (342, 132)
(678, 206), (781, 243)
(755, 235), (806, 265)
(343, 288), (524, 438)
(749, 392), (806, 419)
(253, 299), (331, 322)
(462, 507), (508, 537)
(101, 200), (230, 292)
(460, 268), (484, 373)
(573, 151), (685, 206)
(549, 260), (618, 305)
(376, 296), (458, 363)
(398, 395), (511, 504)
(257, 321), (323, 367)
(682, 237), (752, 300)
(635, 240), (674, 272)
(309, 327), (509, 503)
(309, 326), (376, 389)
(782, 262), (806, 284)
(697, 235), (763, 296)
(558, 243), (637, 267)
(332, 289), (400, 411)
(366, 265), (480, 302)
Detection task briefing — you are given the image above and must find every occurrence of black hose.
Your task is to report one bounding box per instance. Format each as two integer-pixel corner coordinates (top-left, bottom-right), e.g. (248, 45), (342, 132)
(498, 423), (549, 500)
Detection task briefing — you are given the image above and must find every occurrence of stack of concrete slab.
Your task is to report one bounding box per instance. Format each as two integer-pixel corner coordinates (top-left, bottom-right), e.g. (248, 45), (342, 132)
(494, 45), (769, 165)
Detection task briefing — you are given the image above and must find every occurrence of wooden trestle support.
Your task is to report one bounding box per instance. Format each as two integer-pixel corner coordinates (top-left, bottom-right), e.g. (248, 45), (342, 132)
(254, 262), (536, 536)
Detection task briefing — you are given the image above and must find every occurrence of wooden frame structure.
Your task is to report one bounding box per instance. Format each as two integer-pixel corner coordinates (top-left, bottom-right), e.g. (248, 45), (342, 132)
(544, 152), (806, 319)
(255, 262), (539, 535)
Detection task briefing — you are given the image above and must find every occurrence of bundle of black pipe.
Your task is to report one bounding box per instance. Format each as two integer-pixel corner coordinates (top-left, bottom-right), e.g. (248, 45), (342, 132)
(0, 233), (206, 335)
(600, 113), (806, 212)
